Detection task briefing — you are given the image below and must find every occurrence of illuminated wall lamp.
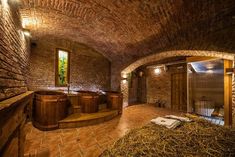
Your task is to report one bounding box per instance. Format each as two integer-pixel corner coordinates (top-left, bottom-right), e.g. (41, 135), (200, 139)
(23, 29), (31, 37)
(122, 78), (127, 84)
(226, 68), (234, 75)
(154, 68), (161, 74)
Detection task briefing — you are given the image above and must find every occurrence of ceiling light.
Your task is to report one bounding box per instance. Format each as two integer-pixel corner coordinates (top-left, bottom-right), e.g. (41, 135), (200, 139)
(154, 68), (161, 74)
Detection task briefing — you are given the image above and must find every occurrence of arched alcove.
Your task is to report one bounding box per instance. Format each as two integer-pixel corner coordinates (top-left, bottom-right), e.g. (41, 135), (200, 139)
(120, 50), (235, 127)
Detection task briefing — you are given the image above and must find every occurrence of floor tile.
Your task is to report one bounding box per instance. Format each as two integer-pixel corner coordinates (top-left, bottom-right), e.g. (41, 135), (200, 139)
(24, 104), (181, 157)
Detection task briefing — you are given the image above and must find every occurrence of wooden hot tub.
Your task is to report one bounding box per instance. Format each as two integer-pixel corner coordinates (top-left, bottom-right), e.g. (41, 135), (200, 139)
(77, 91), (99, 113)
(33, 91), (69, 130)
(106, 91), (123, 114)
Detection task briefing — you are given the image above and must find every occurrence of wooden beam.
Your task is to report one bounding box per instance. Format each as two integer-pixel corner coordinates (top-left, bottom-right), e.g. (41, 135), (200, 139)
(186, 56), (217, 63)
(224, 60), (233, 126)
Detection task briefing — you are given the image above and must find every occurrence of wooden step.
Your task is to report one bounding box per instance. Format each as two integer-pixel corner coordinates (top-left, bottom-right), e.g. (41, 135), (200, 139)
(58, 109), (119, 128)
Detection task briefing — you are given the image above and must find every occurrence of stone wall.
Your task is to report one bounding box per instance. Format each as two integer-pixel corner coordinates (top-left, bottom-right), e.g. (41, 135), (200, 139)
(0, 1), (30, 101)
(28, 37), (111, 92)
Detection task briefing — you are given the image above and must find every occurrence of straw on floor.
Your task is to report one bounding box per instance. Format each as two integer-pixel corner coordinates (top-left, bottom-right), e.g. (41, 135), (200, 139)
(101, 117), (235, 157)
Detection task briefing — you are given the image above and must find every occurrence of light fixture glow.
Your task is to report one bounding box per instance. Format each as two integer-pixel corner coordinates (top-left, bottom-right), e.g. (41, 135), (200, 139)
(139, 71), (143, 77)
(122, 73), (127, 79)
(154, 68), (161, 74)
(22, 17), (37, 28)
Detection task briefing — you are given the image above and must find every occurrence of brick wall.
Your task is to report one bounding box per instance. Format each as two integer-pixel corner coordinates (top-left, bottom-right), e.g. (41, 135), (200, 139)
(146, 64), (186, 109)
(27, 37), (111, 92)
(0, 1), (30, 101)
(146, 67), (171, 108)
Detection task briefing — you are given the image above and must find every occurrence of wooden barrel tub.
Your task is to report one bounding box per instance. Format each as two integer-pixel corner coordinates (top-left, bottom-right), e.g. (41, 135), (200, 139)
(33, 91), (68, 130)
(77, 91), (99, 113)
(106, 91), (123, 114)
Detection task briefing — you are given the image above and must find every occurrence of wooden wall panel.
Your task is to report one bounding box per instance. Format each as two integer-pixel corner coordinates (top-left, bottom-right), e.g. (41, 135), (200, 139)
(171, 72), (187, 111)
(224, 60), (233, 126)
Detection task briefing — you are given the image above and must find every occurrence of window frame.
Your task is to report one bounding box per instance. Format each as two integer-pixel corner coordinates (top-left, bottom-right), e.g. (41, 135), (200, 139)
(55, 48), (71, 87)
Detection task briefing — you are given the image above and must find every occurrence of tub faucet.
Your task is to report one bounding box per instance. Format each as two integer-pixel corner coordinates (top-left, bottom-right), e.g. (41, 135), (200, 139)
(67, 83), (70, 94)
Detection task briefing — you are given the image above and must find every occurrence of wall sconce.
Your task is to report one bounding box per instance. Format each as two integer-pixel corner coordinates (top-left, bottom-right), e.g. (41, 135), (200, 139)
(226, 68), (234, 75)
(121, 78), (127, 84)
(139, 71), (144, 77)
(154, 68), (161, 74)
(122, 73), (127, 79)
(121, 73), (128, 83)
(23, 29), (31, 37)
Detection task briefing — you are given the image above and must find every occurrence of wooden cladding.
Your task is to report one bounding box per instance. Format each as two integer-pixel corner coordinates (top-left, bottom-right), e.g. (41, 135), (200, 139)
(171, 72), (187, 111)
(0, 92), (34, 157)
(224, 60), (233, 126)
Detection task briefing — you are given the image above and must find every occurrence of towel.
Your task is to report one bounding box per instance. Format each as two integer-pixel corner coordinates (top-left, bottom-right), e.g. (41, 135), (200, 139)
(165, 115), (192, 122)
(151, 117), (181, 129)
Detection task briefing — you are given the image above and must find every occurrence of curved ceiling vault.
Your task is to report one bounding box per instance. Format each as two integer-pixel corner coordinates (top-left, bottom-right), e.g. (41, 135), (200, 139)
(20, 0), (235, 64)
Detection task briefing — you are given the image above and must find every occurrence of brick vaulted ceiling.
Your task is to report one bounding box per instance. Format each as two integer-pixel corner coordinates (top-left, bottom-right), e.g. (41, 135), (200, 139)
(20, 0), (235, 64)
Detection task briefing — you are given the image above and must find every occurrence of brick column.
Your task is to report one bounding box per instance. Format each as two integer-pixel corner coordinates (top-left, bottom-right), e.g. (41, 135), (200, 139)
(121, 72), (129, 107)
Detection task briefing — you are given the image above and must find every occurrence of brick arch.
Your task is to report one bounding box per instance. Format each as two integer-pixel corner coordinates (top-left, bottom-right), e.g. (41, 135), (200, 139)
(121, 50), (235, 74)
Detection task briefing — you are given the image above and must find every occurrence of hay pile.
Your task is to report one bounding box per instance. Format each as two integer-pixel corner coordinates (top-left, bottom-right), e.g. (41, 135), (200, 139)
(101, 118), (235, 157)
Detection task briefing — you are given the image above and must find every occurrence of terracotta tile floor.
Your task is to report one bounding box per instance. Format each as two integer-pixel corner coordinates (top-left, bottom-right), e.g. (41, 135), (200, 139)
(24, 104), (181, 157)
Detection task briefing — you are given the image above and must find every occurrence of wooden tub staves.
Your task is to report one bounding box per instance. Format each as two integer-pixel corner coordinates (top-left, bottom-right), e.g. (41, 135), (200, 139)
(33, 91), (69, 130)
(106, 91), (123, 114)
(77, 91), (99, 113)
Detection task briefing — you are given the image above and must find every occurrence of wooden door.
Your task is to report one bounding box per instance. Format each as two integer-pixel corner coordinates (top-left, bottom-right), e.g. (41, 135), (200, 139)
(171, 72), (187, 111)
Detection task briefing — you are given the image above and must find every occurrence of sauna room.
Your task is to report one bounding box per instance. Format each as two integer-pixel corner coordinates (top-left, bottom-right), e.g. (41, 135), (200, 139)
(0, 0), (235, 157)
